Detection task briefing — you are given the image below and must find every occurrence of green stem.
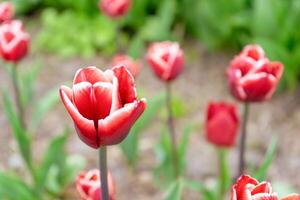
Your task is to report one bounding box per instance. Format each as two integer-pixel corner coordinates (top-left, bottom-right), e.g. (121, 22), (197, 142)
(11, 64), (26, 129)
(218, 149), (230, 200)
(165, 82), (179, 178)
(100, 147), (109, 200)
(238, 103), (249, 176)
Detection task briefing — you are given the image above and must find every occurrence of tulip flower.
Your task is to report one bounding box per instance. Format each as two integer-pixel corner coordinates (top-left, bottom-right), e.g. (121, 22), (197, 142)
(226, 44), (284, 176)
(205, 101), (239, 147)
(147, 41), (184, 82)
(146, 41), (184, 179)
(231, 175), (300, 200)
(231, 175), (278, 200)
(60, 66), (146, 148)
(60, 66), (146, 200)
(99, 0), (131, 18)
(0, 20), (29, 63)
(0, 2), (14, 23)
(112, 54), (141, 78)
(227, 44), (283, 102)
(76, 169), (116, 200)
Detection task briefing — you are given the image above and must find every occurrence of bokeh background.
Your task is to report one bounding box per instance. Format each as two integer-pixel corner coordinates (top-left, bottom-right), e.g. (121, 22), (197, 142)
(0, 0), (300, 199)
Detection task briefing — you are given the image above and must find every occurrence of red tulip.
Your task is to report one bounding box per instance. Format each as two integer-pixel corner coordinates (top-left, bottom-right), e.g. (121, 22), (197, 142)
(0, 2), (14, 23)
(0, 20), (29, 62)
(147, 41), (184, 81)
(60, 66), (146, 148)
(76, 169), (116, 200)
(227, 44), (283, 102)
(205, 101), (239, 147)
(112, 54), (141, 78)
(231, 175), (278, 200)
(281, 194), (300, 200)
(100, 0), (131, 18)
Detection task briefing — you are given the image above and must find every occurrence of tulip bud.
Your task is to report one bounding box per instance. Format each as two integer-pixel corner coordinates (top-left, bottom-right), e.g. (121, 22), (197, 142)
(205, 101), (239, 147)
(227, 44), (283, 102)
(0, 2), (14, 23)
(100, 0), (131, 18)
(0, 20), (29, 62)
(231, 175), (278, 200)
(147, 41), (184, 81)
(59, 66), (146, 148)
(76, 169), (116, 200)
(112, 54), (141, 78)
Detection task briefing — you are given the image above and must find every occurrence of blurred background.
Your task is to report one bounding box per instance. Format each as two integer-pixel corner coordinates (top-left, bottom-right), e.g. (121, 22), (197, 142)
(0, 0), (300, 199)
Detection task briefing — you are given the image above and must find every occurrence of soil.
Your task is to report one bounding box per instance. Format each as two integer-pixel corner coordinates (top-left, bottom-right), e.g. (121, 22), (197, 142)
(0, 39), (299, 199)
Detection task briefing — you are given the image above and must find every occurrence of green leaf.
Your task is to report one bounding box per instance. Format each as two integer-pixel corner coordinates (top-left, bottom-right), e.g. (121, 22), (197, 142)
(178, 124), (193, 175)
(183, 179), (216, 200)
(0, 171), (36, 200)
(35, 133), (68, 193)
(121, 92), (165, 165)
(30, 88), (60, 131)
(20, 62), (42, 108)
(2, 91), (32, 172)
(254, 137), (278, 181)
(163, 179), (183, 200)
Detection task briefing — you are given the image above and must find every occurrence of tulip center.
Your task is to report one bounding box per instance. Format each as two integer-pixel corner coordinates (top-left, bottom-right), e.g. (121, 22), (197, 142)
(3, 31), (14, 43)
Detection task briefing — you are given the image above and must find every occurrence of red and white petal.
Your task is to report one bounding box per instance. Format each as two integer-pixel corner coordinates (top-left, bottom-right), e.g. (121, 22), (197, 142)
(281, 194), (300, 200)
(98, 98), (146, 146)
(73, 66), (109, 85)
(60, 86), (98, 148)
(252, 182), (272, 195)
(113, 66), (137, 105)
(251, 193), (279, 200)
(93, 82), (113, 119)
(73, 82), (96, 120)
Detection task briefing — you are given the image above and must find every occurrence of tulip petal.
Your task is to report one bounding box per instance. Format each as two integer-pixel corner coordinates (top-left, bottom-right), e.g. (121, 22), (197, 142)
(93, 82), (113, 119)
(113, 66), (137, 105)
(252, 182), (272, 195)
(239, 73), (277, 101)
(281, 194), (300, 200)
(98, 98), (146, 146)
(251, 193), (279, 200)
(73, 66), (109, 84)
(235, 175), (259, 199)
(72, 82), (96, 120)
(60, 86), (98, 148)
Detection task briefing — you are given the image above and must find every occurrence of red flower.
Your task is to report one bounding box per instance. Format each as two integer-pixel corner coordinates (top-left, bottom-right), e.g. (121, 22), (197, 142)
(0, 20), (29, 62)
(227, 44), (283, 102)
(100, 0), (131, 18)
(231, 175), (278, 200)
(147, 41), (184, 81)
(205, 101), (239, 147)
(60, 66), (146, 148)
(281, 194), (300, 200)
(0, 2), (14, 23)
(112, 54), (141, 78)
(76, 169), (116, 200)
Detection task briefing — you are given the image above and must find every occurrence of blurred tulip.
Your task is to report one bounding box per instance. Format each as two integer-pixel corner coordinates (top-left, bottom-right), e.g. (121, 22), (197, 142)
(60, 66), (146, 148)
(0, 2), (14, 23)
(0, 20), (29, 62)
(281, 194), (300, 200)
(76, 169), (116, 200)
(205, 101), (239, 147)
(112, 54), (141, 78)
(227, 44), (283, 102)
(147, 41), (184, 81)
(231, 175), (278, 200)
(100, 0), (131, 18)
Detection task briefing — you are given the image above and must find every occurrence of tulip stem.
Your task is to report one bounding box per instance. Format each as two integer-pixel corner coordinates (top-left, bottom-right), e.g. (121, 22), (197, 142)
(238, 102), (249, 176)
(218, 149), (230, 200)
(11, 64), (26, 129)
(99, 146), (109, 200)
(165, 82), (179, 178)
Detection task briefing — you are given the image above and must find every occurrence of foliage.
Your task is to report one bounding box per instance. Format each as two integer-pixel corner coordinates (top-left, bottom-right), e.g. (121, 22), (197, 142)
(0, 63), (85, 199)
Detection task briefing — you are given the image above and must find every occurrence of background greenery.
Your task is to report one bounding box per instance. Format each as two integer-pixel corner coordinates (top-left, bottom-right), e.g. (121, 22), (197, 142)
(12, 0), (300, 89)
